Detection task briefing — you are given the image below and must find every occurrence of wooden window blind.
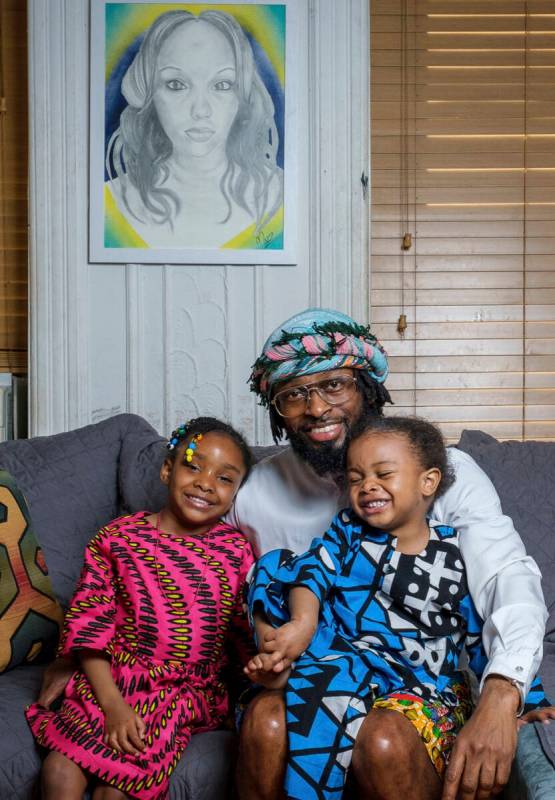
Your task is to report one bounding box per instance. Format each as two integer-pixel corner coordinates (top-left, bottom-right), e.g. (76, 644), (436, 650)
(0, 0), (28, 374)
(370, 0), (555, 441)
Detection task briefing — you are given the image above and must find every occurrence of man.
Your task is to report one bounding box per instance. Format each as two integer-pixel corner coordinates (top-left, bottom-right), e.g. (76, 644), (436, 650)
(39, 307), (546, 799)
(230, 308), (547, 800)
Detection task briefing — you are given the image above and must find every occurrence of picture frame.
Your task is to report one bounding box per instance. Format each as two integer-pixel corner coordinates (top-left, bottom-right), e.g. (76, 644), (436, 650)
(89, 0), (298, 264)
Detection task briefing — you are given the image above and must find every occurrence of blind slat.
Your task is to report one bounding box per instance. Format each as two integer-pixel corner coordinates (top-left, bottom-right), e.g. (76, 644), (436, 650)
(370, 1), (554, 440)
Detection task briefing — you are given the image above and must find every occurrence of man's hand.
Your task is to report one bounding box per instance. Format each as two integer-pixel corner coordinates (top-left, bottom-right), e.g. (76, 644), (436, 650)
(103, 696), (146, 756)
(36, 656), (75, 708)
(442, 676), (520, 800)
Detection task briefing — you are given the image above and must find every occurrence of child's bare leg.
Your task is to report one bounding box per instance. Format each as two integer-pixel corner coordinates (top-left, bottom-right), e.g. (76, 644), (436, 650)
(92, 784), (129, 799)
(41, 750), (88, 800)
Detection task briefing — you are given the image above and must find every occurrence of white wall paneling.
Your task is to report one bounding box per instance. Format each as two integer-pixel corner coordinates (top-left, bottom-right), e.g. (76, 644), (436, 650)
(28, 0), (370, 443)
(307, 0), (369, 319)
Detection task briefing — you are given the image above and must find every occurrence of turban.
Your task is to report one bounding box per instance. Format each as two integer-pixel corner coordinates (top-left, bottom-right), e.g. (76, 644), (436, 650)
(249, 308), (389, 405)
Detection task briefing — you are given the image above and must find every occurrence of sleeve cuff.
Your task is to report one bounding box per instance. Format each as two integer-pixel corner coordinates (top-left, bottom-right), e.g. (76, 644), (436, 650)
(480, 652), (537, 713)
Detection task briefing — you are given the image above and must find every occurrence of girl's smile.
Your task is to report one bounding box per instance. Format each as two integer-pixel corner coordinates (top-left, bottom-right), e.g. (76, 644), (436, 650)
(347, 431), (440, 553)
(159, 431), (247, 537)
(357, 497), (390, 515)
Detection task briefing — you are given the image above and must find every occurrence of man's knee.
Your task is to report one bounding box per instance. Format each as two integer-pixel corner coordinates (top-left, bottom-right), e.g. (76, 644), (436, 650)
(241, 689), (286, 748)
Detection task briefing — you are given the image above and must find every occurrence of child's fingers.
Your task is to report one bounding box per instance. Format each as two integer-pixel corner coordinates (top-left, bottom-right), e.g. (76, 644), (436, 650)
(536, 709), (555, 724)
(135, 715), (147, 740)
(118, 724), (144, 756)
(104, 731), (123, 754)
(265, 650), (286, 667)
(246, 655), (264, 671)
(520, 707), (555, 725)
(128, 723), (146, 752)
(120, 732), (140, 755)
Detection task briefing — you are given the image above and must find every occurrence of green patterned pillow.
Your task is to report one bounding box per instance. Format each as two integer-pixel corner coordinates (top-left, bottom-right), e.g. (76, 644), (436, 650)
(0, 469), (63, 672)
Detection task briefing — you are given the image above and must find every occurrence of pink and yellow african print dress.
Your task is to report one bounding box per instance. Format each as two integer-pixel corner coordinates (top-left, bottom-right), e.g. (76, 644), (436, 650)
(26, 512), (255, 800)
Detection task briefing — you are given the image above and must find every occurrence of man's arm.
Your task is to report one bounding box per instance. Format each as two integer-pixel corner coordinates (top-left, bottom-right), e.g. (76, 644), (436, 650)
(435, 447), (547, 700)
(435, 448), (547, 800)
(443, 676), (520, 800)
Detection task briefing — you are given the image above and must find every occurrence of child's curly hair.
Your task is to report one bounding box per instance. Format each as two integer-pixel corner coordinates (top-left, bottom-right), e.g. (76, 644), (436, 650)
(348, 415), (456, 499)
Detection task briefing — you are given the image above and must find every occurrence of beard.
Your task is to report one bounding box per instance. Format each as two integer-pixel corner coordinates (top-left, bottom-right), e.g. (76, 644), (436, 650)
(287, 403), (379, 478)
(287, 428), (348, 477)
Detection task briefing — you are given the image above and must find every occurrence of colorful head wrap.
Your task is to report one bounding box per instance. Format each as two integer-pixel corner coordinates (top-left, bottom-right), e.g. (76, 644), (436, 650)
(249, 308), (389, 406)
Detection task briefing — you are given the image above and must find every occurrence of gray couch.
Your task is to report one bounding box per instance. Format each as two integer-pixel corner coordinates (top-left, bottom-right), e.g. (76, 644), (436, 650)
(0, 414), (554, 798)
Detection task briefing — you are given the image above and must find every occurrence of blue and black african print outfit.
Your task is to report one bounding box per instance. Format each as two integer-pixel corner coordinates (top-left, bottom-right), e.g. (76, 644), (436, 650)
(249, 509), (547, 800)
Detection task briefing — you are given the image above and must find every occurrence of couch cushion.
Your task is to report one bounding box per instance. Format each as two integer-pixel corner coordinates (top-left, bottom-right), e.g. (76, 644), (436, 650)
(455, 430), (555, 693)
(117, 427), (167, 514)
(0, 471), (63, 673)
(505, 723), (555, 800)
(0, 662), (237, 800)
(0, 664), (44, 798)
(0, 414), (163, 609)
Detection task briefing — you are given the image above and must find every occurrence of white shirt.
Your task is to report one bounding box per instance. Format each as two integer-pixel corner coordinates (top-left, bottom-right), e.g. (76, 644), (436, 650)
(228, 445), (547, 701)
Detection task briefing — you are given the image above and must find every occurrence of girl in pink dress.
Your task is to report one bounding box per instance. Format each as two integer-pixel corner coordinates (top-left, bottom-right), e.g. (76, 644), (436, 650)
(26, 417), (255, 800)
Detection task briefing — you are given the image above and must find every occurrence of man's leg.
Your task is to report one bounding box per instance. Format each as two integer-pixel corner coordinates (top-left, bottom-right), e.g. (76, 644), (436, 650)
(236, 688), (287, 800)
(351, 708), (442, 800)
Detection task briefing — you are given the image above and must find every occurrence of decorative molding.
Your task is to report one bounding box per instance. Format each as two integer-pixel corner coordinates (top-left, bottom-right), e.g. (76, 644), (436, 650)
(28, 0), (90, 435)
(28, 0), (370, 438)
(307, 0), (369, 319)
(125, 264), (141, 415)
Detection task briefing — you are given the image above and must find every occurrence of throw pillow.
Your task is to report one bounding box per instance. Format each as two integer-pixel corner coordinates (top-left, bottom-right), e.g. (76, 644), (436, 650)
(0, 469), (63, 672)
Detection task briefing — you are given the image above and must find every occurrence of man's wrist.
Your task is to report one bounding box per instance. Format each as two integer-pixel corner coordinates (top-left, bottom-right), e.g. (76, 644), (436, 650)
(483, 674), (523, 713)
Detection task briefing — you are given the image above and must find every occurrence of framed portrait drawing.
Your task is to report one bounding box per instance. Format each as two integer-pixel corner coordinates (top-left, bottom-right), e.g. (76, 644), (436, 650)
(89, 0), (298, 264)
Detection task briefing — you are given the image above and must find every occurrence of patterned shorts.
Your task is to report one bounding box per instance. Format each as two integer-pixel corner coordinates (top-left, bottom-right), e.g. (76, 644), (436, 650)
(373, 683), (473, 776)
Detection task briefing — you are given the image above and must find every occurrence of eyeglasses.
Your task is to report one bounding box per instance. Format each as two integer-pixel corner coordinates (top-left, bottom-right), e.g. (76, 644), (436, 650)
(271, 375), (358, 418)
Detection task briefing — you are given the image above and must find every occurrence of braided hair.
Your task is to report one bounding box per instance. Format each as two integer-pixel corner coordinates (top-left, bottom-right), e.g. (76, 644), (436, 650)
(167, 417), (253, 484)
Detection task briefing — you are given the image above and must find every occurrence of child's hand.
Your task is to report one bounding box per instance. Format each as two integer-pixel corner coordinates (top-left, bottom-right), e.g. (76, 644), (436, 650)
(262, 617), (316, 670)
(244, 653), (291, 689)
(36, 656), (76, 709)
(103, 697), (146, 756)
(518, 706), (555, 728)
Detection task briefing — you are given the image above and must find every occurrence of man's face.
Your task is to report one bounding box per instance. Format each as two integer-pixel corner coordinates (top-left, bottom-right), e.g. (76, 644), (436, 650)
(274, 368), (365, 475)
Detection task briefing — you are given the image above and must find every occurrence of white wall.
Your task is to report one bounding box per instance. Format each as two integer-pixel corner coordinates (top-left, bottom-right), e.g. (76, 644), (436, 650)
(28, 0), (369, 444)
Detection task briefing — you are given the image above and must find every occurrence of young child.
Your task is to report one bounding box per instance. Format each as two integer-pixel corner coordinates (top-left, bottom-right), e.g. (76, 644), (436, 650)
(26, 417), (255, 800)
(245, 415), (549, 800)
